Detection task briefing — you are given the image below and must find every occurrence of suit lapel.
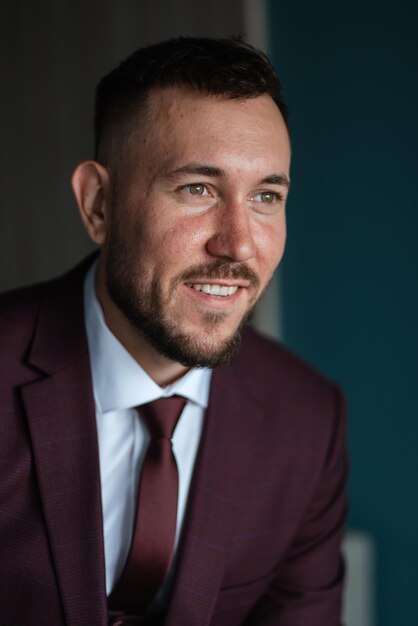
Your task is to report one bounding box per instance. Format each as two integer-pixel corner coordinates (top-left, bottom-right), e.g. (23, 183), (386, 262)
(166, 359), (263, 626)
(21, 258), (107, 626)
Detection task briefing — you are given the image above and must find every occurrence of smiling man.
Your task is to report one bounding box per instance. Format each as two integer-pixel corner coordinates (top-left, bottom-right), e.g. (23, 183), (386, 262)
(0, 38), (347, 626)
(74, 84), (290, 383)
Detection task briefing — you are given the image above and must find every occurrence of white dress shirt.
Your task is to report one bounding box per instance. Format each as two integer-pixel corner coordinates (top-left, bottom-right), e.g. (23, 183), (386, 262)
(83, 261), (211, 606)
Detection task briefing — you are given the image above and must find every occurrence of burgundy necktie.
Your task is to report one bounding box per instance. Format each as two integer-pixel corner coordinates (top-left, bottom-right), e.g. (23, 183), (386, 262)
(109, 396), (186, 615)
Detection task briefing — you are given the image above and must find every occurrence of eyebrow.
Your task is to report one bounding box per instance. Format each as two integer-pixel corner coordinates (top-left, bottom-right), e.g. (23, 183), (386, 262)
(260, 174), (291, 188)
(167, 164), (225, 178)
(166, 163), (291, 187)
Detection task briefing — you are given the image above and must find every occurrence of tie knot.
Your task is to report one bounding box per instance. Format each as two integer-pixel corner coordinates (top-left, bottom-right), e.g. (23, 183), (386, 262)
(138, 396), (186, 439)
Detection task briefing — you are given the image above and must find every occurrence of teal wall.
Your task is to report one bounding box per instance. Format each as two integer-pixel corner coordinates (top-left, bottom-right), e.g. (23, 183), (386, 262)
(268, 2), (418, 625)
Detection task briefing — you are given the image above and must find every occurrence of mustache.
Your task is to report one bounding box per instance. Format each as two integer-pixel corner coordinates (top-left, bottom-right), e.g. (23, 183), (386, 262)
(180, 260), (260, 288)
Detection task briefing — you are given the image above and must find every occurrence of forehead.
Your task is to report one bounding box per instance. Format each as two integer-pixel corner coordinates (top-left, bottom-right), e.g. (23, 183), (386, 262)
(128, 86), (290, 176)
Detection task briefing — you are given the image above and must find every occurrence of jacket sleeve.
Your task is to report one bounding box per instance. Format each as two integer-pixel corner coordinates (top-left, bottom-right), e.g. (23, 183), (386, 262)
(245, 385), (349, 626)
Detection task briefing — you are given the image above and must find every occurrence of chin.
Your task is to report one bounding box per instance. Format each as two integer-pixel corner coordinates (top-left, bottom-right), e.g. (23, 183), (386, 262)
(150, 312), (251, 370)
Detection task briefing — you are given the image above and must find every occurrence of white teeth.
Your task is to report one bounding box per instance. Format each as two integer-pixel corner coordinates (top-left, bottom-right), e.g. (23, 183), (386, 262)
(187, 283), (239, 297)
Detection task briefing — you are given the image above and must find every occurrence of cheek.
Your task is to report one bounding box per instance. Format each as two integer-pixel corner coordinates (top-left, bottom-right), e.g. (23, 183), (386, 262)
(160, 219), (208, 259)
(275, 227), (287, 263)
(140, 225), (201, 279)
(256, 219), (287, 276)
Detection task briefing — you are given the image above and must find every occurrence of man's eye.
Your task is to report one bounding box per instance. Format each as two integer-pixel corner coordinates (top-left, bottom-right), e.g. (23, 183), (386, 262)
(184, 183), (208, 196)
(252, 191), (281, 204)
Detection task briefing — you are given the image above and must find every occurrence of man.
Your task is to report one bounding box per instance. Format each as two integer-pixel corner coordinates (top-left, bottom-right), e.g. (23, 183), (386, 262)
(0, 37), (347, 625)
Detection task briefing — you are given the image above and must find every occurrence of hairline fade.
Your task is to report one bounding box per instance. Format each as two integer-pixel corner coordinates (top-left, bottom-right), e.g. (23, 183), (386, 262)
(94, 35), (289, 166)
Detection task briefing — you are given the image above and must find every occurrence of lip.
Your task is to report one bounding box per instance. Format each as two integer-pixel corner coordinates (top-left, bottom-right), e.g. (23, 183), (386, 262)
(183, 283), (247, 308)
(184, 279), (251, 288)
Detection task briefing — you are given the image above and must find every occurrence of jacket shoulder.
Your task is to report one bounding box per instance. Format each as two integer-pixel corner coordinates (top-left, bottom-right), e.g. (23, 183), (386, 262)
(238, 326), (339, 394)
(0, 256), (93, 369)
(0, 282), (46, 348)
(233, 327), (346, 439)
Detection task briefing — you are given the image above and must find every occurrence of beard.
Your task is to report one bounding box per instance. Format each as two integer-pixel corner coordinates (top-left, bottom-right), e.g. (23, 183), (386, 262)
(105, 222), (261, 369)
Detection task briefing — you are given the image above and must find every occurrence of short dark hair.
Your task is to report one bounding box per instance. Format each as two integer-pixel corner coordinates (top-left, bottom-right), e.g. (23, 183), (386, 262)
(94, 36), (288, 163)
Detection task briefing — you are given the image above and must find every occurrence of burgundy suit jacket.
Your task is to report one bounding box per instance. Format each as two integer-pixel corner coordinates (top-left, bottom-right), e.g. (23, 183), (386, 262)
(0, 258), (348, 626)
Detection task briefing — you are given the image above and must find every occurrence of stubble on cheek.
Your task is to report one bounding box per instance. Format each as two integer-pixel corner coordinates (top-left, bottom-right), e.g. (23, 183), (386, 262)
(105, 215), (263, 367)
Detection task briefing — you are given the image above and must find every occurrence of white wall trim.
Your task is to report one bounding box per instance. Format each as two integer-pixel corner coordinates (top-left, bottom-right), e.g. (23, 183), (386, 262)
(243, 0), (283, 341)
(243, 0), (269, 51)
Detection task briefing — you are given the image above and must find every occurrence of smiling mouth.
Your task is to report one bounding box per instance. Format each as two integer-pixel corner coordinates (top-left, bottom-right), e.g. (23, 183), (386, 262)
(186, 283), (239, 297)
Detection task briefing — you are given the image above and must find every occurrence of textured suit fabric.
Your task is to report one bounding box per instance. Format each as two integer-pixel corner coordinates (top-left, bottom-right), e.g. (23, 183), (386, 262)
(0, 258), (348, 626)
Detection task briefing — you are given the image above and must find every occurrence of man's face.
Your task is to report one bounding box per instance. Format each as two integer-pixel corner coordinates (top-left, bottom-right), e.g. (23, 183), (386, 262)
(103, 86), (291, 368)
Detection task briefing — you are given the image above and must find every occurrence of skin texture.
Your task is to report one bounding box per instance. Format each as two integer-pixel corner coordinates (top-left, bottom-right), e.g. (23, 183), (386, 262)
(72, 86), (291, 385)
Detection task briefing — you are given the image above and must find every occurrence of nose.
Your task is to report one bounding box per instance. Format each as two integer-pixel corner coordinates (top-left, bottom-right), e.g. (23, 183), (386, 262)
(206, 201), (256, 262)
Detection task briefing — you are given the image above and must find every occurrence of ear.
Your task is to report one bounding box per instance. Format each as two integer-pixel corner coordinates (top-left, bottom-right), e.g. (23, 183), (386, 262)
(71, 161), (110, 245)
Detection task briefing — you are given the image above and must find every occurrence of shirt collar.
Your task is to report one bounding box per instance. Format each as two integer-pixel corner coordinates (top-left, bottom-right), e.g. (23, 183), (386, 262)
(83, 260), (212, 414)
